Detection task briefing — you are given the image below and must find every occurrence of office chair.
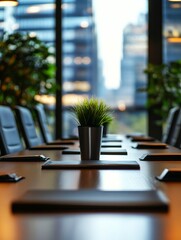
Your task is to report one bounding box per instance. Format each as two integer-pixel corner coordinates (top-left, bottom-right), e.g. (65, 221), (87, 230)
(169, 109), (181, 148)
(34, 104), (75, 145)
(15, 106), (41, 149)
(0, 106), (24, 155)
(15, 106), (69, 150)
(34, 104), (53, 143)
(162, 107), (180, 144)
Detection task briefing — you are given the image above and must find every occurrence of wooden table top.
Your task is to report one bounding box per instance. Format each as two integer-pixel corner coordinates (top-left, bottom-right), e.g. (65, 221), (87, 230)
(0, 135), (181, 240)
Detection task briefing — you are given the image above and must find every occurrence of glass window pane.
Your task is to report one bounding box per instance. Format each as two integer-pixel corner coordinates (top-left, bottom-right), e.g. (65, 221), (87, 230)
(0, 0), (148, 138)
(0, 1), (56, 137)
(62, 0), (148, 137)
(163, 0), (181, 62)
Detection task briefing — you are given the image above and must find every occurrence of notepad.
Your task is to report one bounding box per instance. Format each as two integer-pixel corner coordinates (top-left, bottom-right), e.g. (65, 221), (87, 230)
(0, 173), (24, 182)
(41, 160), (140, 170)
(140, 153), (181, 161)
(62, 148), (127, 155)
(130, 136), (155, 142)
(30, 145), (68, 150)
(12, 189), (169, 213)
(0, 154), (50, 162)
(132, 142), (168, 149)
(126, 133), (144, 138)
(156, 168), (181, 182)
(47, 140), (75, 145)
(101, 143), (122, 148)
(102, 139), (122, 143)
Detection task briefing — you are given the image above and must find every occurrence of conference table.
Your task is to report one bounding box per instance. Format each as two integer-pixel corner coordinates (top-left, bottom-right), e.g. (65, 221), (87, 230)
(0, 134), (181, 240)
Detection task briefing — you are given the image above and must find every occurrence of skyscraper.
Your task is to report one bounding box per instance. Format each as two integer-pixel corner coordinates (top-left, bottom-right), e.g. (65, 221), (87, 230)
(120, 13), (147, 107)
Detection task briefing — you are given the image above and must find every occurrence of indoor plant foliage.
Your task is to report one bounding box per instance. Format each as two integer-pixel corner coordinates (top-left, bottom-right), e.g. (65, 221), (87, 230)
(72, 97), (113, 127)
(143, 60), (181, 123)
(0, 32), (56, 107)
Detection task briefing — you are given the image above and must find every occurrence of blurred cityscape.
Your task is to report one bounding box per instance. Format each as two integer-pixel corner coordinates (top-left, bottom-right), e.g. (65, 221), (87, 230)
(0, 0), (148, 137)
(1, 0), (180, 136)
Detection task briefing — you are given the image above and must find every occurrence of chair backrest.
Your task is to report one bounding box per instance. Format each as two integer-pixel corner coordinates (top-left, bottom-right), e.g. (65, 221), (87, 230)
(15, 106), (41, 148)
(162, 107), (180, 144)
(169, 108), (181, 148)
(34, 104), (53, 144)
(0, 106), (24, 155)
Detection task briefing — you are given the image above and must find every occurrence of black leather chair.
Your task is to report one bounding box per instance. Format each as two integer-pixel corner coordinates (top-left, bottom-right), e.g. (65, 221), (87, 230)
(15, 106), (44, 149)
(34, 104), (54, 143)
(34, 104), (75, 145)
(15, 106), (69, 150)
(162, 107), (180, 144)
(0, 106), (24, 155)
(169, 109), (181, 148)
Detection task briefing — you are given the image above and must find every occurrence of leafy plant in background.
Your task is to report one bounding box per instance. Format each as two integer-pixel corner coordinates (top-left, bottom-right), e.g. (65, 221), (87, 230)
(72, 97), (113, 127)
(0, 32), (56, 107)
(143, 60), (181, 124)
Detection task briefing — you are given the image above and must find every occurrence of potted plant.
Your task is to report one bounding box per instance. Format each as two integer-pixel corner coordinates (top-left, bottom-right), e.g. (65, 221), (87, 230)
(143, 60), (181, 125)
(0, 32), (56, 107)
(72, 97), (113, 160)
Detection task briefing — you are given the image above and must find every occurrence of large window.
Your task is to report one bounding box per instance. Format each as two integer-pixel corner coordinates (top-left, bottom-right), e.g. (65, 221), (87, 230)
(2, 0), (181, 139)
(0, 0), (148, 138)
(62, 0), (148, 137)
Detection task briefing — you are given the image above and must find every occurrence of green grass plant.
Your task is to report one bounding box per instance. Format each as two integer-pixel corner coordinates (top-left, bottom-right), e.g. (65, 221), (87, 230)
(72, 97), (113, 127)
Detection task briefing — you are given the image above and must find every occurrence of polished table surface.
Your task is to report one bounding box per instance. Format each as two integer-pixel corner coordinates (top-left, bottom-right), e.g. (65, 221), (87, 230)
(1, 135), (181, 240)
